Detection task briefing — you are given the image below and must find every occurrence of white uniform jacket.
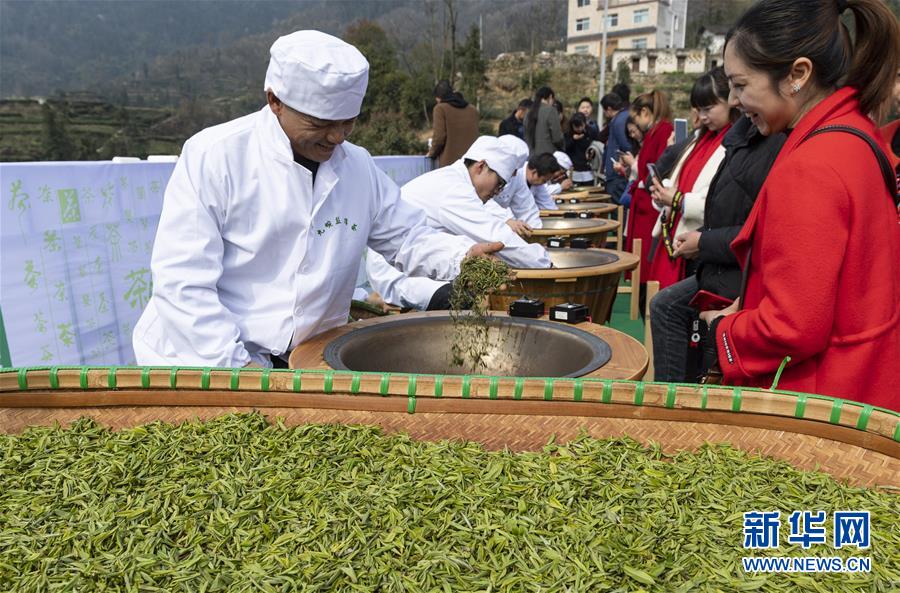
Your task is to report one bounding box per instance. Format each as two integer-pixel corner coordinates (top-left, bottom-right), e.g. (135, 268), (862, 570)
(401, 161), (551, 269)
(530, 182), (557, 211)
(491, 165), (542, 229)
(133, 106), (473, 367)
(364, 248), (447, 310)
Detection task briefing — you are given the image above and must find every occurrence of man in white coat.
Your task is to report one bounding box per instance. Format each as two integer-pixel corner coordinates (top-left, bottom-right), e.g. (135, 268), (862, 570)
(487, 135), (543, 236)
(133, 31), (501, 368)
(364, 135), (551, 310)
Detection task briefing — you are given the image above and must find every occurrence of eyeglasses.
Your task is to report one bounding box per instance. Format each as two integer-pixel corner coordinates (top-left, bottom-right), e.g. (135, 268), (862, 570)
(487, 166), (507, 192)
(283, 101), (356, 132)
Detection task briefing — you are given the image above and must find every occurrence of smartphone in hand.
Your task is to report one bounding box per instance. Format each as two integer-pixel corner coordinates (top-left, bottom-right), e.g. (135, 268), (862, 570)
(688, 290), (734, 311)
(646, 163), (661, 189)
(674, 118), (689, 144)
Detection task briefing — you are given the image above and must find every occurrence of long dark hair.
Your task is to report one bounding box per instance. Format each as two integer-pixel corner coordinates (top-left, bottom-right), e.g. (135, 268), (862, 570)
(525, 86), (555, 148)
(567, 112), (587, 135)
(690, 67), (741, 133)
(726, 0), (900, 121)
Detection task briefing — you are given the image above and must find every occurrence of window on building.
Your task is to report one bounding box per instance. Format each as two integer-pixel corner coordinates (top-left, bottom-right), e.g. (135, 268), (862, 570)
(677, 55), (686, 72)
(634, 8), (649, 24)
(607, 13), (618, 27)
(574, 45), (590, 54)
(632, 38), (647, 49)
(577, 0), (590, 7)
(576, 17), (590, 32)
(631, 57), (641, 72)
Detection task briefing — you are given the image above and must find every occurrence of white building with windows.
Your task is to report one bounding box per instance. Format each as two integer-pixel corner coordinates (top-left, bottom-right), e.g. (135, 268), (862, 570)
(567, 0), (688, 57)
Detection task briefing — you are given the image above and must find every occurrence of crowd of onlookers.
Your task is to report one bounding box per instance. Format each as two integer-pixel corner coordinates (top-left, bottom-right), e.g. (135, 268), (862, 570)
(421, 0), (899, 411)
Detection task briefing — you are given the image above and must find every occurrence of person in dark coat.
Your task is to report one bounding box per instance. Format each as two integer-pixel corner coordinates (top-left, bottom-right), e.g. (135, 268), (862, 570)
(427, 80), (479, 167)
(499, 99), (532, 139)
(649, 115), (786, 382)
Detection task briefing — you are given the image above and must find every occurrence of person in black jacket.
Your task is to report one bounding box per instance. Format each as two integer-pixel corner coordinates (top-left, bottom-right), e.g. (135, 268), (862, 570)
(649, 114), (786, 382)
(564, 113), (596, 186)
(499, 99), (532, 139)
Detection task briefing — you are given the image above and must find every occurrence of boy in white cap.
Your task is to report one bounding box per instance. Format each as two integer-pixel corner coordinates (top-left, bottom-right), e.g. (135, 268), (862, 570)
(133, 31), (502, 368)
(487, 135), (543, 236)
(364, 135), (551, 310)
(545, 151), (575, 196)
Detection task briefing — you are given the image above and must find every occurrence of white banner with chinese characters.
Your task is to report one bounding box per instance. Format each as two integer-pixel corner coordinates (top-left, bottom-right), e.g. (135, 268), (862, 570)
(0, 156), (433, 367)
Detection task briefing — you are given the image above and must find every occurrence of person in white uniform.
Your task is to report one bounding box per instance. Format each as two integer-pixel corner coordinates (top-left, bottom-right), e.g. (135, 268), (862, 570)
(365, 136), (552, 310)
(402, 136), (551, 270)
(133, 31), (501, 368)
(544, 151), (574, 196)
(487, 135), (542, 236)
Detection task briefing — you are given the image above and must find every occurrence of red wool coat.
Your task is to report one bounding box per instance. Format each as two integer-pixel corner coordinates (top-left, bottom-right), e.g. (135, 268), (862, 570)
(626, 120), (674, 276)
(714, 88), (900, 411)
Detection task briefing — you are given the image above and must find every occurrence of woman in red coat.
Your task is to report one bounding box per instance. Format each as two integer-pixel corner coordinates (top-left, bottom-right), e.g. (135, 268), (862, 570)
(624, 91), (674, 286)
(703, 0), (900, 411)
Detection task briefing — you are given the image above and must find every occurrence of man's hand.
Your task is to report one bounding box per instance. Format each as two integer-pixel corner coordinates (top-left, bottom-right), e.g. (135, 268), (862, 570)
(366, 291), (401, 313)
(506, 219), (533, 237)
(672, 231), (701, 259)
(466, 241), (505, 259)
(699, 298), (741, 325)
(560, 179), (574, 191)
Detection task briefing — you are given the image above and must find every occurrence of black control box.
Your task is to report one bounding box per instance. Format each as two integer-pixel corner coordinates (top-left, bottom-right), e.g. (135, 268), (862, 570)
(509, 298), (545, 318)
(547, 236), (566, 248)
(563, 211), (579, 218)
(549, 302), (590, 324)
(569, 237), (592, 249)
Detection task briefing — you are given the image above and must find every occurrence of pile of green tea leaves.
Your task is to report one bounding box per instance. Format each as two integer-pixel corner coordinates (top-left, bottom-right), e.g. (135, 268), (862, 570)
(1, 413), (897, 592)
(449, 256), (512, 370)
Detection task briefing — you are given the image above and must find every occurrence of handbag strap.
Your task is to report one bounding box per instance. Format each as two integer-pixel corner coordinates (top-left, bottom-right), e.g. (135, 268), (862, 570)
(802, 125), (899, 208)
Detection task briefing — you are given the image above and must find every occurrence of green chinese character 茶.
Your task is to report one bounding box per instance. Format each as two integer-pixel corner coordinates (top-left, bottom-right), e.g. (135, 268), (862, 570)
(57, 323), (74, 346)
(43, 230), (62, 252)
(124, 268), (152, 310)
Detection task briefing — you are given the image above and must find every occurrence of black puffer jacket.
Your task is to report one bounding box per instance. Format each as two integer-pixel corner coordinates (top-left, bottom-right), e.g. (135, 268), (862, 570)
(696, 115), (786, 299)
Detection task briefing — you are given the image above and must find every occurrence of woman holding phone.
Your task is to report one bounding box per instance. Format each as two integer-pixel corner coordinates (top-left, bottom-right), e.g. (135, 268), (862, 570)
(624, 91), (674, 301)
(702, 0), (899, 409)
(647, 68), (739, 289)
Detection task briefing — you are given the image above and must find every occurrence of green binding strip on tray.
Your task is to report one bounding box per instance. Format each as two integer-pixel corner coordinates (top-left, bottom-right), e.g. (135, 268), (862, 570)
(200, 368), (211, 391)
(323, 371), (334, 394)
(407, 375), (417, 397)
(380, 374), (390, 396)
(573, 379), (583, 402)
(169, 368), (177, 389)
(543, 379), (553, 401)
(461, 376), (471, 399)
(701, 385), (709, 409)
(665, 384), (677, 408)
(17, 368), (27, 390)
(434, 375), (443, 397)
(829, 399), (844, 424)
(601, 381), (612, 403)
(856, 405), (873, 431)
(107, 367), (117, 389)
(407, 395), (416, 414)
(488, 377), (498, 399)
(260, 369), (270, 392)
(80, 367), (89, 389)
(292, 370), (302, 393)
(141, 367), (150, 389)
(230, 369), (241, 391)
(49, 367), (59, 390)
(893, 422), (900, 442)
(731, 388), (743, 412)
(794, 393), (808, 418)
(513, 377), (524, 400)
(633, 382), (644, 406)
(349, 373), (360, 394)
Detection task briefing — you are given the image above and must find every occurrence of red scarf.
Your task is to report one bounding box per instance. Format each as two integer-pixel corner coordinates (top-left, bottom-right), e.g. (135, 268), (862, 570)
(650, 124), (731, 288)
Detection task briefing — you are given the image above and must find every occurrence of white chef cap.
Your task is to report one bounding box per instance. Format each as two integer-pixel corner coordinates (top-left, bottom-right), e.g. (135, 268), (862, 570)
(264, 30), (369, 120)
(497, 134), (529, 169)
(463, 136), (518, 183)
(553, 150), (573, 171)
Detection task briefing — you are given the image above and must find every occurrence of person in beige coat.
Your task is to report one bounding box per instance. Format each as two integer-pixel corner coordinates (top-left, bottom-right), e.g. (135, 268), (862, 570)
(427, 80), (479, 167)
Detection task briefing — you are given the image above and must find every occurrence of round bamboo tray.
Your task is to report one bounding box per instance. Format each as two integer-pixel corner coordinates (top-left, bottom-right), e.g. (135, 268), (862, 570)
(554, 194), (610, 205)
(291, 311), (648, 381)
(541, 203), (617, 218)
(527, 218), (619, 247)
(557, 187), (609, 200)
(2, 367), (897, 488)
(491, 248), (639, 322)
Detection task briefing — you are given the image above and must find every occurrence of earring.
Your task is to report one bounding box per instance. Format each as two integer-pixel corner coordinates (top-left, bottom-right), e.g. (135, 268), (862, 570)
(791, 82), (801, 95)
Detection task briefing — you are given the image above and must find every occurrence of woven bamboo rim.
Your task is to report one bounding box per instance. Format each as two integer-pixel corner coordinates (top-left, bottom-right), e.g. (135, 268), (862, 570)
(557, 189), (610, 200)
(1, 368), (897, 488)
(541, 204), (617, 217)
